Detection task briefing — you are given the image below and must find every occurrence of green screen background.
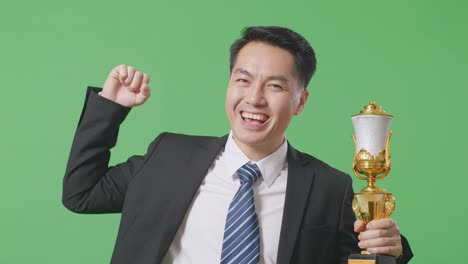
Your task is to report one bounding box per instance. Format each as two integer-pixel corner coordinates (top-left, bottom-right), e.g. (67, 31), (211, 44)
(1, 0), (466, 263)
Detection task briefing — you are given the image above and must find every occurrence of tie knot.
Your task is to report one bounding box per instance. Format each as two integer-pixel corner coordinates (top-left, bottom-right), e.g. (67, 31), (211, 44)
(237, 163), (261, 184)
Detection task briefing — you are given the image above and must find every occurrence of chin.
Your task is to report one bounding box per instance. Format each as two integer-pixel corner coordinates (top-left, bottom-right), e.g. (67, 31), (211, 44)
(233, 131), (271, 146)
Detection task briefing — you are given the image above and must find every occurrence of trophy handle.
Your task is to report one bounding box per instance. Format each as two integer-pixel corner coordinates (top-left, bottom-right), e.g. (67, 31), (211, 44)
(385, 131), (393, 162)
(352, 134), (368, 180)
(352, 160), (368, 180)
(375, 131), (393, 180)
(384, 193), (396, 217)
(352, 196), (364, 222)
(352, 134), (357, 152)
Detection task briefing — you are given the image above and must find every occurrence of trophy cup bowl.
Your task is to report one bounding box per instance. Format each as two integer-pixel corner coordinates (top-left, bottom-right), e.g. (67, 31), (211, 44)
(353, 192), (395, 224)
(348, 102), (397, 264)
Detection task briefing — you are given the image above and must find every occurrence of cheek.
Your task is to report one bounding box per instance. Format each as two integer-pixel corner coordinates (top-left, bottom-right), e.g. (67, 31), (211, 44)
(271, 96), (298, 115)
(271, 99), (298, 128)
(226, 87), (243, 108)
(225, 88), (239, 117)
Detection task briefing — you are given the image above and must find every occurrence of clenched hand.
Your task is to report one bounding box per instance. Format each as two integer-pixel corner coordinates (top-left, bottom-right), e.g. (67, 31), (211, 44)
(354, 218), (403, 257)
(100, 64), (151, 107)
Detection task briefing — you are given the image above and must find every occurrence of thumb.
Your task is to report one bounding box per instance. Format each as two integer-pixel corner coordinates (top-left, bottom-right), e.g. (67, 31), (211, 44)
(354, 220), (366, 232)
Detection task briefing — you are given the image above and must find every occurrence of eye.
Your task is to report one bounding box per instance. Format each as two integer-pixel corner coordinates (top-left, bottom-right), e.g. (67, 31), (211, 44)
(237, 78), (248, 83)
(269, 83), (283, 90)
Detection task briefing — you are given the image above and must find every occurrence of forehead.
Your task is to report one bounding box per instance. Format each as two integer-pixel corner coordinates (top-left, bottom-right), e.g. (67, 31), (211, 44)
(233, 41), (298, 81)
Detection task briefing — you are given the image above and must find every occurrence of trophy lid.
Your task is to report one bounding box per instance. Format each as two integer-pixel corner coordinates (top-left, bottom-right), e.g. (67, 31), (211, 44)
(352, 101), (393, 117)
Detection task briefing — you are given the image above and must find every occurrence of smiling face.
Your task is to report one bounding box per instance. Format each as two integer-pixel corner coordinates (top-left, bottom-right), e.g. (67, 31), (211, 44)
(225, 41), (309, 160)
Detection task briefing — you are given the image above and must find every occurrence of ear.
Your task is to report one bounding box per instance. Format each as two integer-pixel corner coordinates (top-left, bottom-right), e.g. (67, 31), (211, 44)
(294, 89), (309, 115)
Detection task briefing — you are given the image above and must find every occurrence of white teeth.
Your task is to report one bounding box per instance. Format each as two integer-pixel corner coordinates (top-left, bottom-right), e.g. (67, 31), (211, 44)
(242, 112), (267, 121)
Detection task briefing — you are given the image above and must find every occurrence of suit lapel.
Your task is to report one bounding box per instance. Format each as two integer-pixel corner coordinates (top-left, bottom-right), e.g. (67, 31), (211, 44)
(156, 135), (228, 257)
(170, 135), (228, 219)
(276, 144), (315, 264)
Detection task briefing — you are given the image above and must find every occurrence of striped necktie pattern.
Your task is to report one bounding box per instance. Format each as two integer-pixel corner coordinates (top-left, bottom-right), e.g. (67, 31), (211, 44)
(220, 163), (261, 264)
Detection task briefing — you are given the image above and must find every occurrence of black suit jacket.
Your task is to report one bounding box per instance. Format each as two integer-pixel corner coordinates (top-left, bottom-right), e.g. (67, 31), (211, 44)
(63, 87), (412, 264)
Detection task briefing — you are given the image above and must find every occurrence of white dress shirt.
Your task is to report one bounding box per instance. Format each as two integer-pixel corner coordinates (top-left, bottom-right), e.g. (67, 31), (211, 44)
(162, 132), (288, 264)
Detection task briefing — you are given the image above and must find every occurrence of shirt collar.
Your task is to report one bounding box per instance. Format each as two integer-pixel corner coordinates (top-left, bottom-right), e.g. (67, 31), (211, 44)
(224, 131), (288, 188)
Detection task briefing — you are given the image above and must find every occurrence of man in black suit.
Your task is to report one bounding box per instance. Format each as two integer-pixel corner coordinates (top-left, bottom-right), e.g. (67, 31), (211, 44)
(63, 26), (412, 263)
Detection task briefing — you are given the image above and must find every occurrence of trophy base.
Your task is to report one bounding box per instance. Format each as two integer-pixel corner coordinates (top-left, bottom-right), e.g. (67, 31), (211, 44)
(348, 254), (396, 264)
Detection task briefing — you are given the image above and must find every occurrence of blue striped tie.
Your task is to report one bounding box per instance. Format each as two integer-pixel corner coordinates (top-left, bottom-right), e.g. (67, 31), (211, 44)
(220, 163), (261, 264)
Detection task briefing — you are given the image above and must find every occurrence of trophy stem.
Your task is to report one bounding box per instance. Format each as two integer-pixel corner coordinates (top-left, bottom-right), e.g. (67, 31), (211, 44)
(368, 176), (377, 189)
(360, 175), (384, 193)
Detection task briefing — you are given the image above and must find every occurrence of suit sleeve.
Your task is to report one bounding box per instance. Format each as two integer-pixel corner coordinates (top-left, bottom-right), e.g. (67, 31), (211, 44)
(397, 235), (414, 264)
(62, 87), (164, 214)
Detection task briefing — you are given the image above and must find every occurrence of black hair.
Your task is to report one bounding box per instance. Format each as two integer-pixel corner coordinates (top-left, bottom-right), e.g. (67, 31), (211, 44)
(229, 26), (317, 88)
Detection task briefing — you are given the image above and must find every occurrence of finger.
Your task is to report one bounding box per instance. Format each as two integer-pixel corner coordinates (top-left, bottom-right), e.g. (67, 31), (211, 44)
(125, 66), (136, 86)
(358, 236), (401, 251)
(117, 64), (128, 84)
(108, 65), (119, 79)
(142, 73), (150, 86)
(103, 65), (126, 98)
(358, 228), (397, 241)
(129, 71), (143, 92)
(366, 218), (396, 230)
(135, 86), (151, 106)
(354, 220), (366, 232)
(367, 245), (402, 257)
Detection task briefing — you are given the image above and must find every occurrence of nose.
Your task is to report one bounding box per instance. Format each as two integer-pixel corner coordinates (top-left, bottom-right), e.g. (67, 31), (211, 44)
(246, 82), (266, 106)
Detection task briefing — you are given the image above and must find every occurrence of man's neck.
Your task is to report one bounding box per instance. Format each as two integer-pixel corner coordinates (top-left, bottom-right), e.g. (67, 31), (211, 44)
(232, 136), (286, 162)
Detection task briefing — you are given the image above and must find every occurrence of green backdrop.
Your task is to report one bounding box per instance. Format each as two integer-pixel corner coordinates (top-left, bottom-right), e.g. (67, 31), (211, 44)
(1, 0), (466, 263)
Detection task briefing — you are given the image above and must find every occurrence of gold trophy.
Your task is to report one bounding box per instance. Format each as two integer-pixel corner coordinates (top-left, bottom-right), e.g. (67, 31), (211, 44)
(348, 101), (396, 264)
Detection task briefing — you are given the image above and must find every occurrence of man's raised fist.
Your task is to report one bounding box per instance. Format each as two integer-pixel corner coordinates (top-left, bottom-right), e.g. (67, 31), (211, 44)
(100, 64), (151, 107)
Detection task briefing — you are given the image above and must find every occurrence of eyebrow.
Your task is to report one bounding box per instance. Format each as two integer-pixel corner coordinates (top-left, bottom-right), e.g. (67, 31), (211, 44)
(233, 68), (290, 83)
